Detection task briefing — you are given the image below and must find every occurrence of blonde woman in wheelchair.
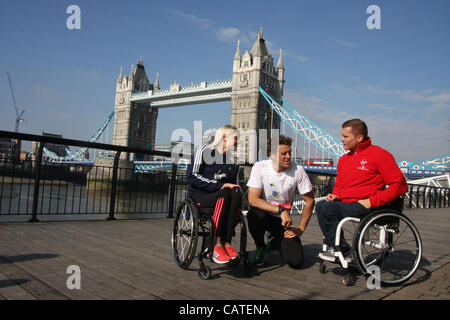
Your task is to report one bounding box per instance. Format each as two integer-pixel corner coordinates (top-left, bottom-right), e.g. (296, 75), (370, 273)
(185, 125), (241, 265)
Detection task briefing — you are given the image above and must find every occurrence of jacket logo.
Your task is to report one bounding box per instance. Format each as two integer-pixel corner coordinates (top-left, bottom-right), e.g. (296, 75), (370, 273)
(358, 159), (369, 171)
(214, 171), (227, 180)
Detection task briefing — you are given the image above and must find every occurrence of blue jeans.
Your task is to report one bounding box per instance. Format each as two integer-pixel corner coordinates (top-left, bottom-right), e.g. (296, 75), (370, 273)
(315, 200), (369, 248)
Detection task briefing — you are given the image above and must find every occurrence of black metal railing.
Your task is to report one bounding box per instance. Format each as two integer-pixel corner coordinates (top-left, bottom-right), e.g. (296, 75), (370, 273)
(0, 130), (185, 222)
(1, 130), (448, 222)
(406, 183), (450, 209)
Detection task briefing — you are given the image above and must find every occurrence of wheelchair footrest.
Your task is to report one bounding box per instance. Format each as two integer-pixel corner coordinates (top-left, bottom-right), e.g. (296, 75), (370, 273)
(318, 252), (337, 262)
(319, 251), (353, 265)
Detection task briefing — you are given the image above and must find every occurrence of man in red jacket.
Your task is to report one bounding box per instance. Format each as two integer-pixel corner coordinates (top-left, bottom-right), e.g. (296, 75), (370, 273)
(316, 119), (408, 257)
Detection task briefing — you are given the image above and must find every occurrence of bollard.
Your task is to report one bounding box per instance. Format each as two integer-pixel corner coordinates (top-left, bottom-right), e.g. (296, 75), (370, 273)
(30, 143), (44, 222)
(108, 151), (121, 221)
(167, 163), (178, 218)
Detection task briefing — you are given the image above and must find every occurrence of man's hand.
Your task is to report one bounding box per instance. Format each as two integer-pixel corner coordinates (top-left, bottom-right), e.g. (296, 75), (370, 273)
(221, 183), (240, 190)
(357, 198), (371, 209)
(326, 194), (339, 201)
(284, 226), (303, 238)
(280, 210), (292, 228)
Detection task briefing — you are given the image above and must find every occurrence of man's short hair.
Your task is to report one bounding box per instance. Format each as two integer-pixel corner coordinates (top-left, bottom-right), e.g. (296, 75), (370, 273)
(267, 135), (292, 156)
(342, 119), (368, 139)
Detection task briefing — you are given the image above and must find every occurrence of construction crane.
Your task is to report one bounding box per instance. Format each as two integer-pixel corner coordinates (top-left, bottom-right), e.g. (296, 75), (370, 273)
(6, 72), (26, 132)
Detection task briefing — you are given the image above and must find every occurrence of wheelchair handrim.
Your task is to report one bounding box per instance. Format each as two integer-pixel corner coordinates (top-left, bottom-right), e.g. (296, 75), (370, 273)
(355, 212), (422, 285)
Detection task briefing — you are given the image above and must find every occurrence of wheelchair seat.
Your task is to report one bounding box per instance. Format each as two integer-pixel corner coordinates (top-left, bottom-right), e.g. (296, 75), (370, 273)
(368, 196), (403, 213)
(196, 205), (215, 215)
(366, 197), (403, 226)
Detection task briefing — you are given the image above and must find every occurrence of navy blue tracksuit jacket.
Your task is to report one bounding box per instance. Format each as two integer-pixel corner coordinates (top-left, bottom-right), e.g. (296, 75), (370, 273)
(186, 145), (239, 195)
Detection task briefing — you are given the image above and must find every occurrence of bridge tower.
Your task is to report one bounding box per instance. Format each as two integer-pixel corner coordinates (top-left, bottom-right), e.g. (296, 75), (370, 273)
(231, 29), (285, 163)
(112, 58), (158, 160)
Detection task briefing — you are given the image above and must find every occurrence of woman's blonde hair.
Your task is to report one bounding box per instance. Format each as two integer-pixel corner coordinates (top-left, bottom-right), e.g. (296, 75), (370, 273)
(209, 125), (238, 149)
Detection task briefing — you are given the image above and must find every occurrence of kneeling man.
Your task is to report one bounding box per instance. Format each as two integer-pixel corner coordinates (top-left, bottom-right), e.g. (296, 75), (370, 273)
(247, 135), (315, 269)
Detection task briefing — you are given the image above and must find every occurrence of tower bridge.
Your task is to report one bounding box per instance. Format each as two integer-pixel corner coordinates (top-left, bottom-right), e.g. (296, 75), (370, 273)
(130, 79), (232, 107)
(40, 29), (449, 179)
(113, 29), (283, 162)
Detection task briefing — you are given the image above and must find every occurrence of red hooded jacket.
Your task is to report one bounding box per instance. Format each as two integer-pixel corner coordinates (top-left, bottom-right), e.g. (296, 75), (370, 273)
(332, 137), (408, 207)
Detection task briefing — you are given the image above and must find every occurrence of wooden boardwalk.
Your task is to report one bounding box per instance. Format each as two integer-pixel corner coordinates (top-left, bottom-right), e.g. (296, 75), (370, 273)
(0, 208), (448, 300)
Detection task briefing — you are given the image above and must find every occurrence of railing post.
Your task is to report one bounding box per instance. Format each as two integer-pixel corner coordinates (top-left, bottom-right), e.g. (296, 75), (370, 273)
(30, 143), (44, 222)
(108, 151), (121, 221)
(433, 187), (437, 208)
(428, 186), (432, 208)
(408, 184), (414, 209)
(416, 186), (422, 209)
(447, 189), (450, 207)
(422, 186), (426, 208)
(445, 189), (448, 207)
(167, 163), (178, 218)
(437, 187), (442, 208)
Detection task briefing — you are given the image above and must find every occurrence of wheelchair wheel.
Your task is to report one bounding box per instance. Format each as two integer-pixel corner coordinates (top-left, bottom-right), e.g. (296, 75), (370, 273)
(172, 198), (199, 269)
(228, 212), (249, 266)
(236, 213), (249, 257)
(353, 210), (422, 285)
(240, 188), (250, 213)
(319, 261), (327, 274)
(198, 264), (212, 280)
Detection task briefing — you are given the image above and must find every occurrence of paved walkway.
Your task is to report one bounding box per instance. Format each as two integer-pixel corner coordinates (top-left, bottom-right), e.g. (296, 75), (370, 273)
(383, 262), (450, 300)
(0, 207), (448, 300)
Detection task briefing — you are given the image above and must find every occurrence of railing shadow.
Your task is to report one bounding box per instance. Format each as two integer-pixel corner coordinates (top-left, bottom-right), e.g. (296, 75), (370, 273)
(0, 278), (31, 289)
(0, 253), (59, 264)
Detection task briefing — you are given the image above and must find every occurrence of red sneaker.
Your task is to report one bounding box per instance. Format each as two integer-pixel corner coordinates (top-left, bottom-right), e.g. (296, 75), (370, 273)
(213, 244), (230, 264)
(225, 244), (239, 260)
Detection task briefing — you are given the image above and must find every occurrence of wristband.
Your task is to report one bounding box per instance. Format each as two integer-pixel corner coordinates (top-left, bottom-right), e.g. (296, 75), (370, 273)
(270, 202), (292, 210)
(277, 206), (285, 216)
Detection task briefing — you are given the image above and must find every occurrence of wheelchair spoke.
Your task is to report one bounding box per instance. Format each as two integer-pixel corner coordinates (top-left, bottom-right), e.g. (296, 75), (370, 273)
(178, 240), (187, 259)
(391, 223), (409, 247)
(391, 239), (417, 247)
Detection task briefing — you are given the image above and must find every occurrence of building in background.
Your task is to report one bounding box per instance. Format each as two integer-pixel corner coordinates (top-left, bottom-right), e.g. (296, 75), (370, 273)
(31, 132), (68, 161)
(0, 138), (16, 161)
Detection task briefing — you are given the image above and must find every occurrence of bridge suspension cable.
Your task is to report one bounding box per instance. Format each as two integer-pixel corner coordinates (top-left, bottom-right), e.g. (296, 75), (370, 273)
(260, 87), (449, 177)
(43, 110), (115, 161)
(259, 87), (345, 158)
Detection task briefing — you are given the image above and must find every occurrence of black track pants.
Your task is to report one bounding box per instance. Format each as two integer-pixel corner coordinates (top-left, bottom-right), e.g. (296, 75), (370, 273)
(190, 188), (241, 244)
(247, 207), (304, 269)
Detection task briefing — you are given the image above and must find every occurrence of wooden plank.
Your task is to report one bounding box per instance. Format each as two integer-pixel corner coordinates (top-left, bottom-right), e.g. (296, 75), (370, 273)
(42, 222), (287, 300)
(0, 270), (36, 300)
(0, 225), (169, 299)
(0, 255), (66, 300)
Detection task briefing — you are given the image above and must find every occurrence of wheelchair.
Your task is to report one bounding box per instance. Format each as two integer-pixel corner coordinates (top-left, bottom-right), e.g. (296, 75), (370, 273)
(318, 198), (423, 286)
(171, 193), (253, 280)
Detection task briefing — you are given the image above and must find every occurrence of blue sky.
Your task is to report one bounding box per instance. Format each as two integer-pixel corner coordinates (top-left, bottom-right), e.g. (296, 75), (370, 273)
(0, 0), (449, 161)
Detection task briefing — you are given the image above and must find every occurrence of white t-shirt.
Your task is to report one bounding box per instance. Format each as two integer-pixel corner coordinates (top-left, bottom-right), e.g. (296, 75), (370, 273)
(247, 159), (313, 205)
